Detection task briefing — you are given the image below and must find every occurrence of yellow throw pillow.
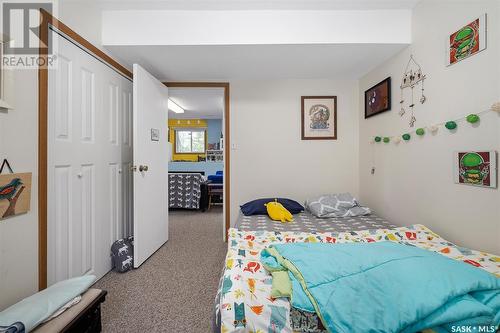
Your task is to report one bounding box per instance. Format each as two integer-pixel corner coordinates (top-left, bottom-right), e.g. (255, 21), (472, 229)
(265, 199), (293, 223)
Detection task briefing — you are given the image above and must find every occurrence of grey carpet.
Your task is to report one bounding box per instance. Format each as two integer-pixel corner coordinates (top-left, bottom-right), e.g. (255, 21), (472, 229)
(94, 208), (227, 333)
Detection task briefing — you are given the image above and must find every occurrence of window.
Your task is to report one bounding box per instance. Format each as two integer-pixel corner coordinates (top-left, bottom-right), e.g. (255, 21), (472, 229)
(175, 129), (206, 153)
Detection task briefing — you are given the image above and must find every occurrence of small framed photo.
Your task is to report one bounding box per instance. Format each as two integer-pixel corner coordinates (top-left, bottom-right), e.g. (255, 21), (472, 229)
(446, 14), (487, 66)
(364, 77), (391, 119)
(301, 96), (337, 140)
(454, 151), (497, 188)
(151, 128), (160, 141)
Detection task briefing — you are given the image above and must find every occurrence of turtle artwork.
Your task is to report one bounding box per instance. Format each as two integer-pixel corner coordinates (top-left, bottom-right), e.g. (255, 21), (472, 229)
(447, 14), (487, 66)
(455, 151), (497, 188)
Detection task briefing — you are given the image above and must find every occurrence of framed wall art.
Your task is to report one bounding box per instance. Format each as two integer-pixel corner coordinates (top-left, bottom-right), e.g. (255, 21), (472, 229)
(365, 77), (391, 119)
(301, 96), (337, 140)
(454, 151), (497, 188)
(0, 172), (32, 220)
(447, 14), (487, 66)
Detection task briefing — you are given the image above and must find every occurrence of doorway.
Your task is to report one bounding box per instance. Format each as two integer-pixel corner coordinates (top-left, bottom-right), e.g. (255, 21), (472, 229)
(164, 82), (230, 240)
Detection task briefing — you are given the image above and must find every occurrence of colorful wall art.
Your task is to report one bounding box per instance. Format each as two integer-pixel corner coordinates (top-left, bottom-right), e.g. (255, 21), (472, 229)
(365, 77), (391, 118)
(447, 14), (487, 66)
(0, 172), (32, 220)
(454, 151), (497, 188)
(301, 96), (337, 140)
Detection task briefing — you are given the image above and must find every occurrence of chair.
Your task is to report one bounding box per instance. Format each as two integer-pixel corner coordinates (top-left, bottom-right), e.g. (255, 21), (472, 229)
(207, 171), (223, 209)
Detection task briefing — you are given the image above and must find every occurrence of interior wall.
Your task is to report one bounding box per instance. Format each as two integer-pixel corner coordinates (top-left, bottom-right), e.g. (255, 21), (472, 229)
(0, 69), (39, 310)
(230, 79), (359, 224)
(358, 0), (500, 254)
(207, 119), (223, 147)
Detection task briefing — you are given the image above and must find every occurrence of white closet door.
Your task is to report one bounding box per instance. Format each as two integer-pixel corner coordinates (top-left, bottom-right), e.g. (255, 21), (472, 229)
(132, 64), (169, 268)
(47, 30), (133, 285)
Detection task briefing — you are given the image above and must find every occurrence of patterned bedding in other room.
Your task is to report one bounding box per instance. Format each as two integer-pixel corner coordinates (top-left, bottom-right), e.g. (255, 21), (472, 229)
(213, 225), (500, 333)
(168, 173), (203, 209)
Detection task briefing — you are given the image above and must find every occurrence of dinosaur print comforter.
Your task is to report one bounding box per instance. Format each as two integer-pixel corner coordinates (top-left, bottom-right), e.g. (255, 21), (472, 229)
(214, 225), (500, 333)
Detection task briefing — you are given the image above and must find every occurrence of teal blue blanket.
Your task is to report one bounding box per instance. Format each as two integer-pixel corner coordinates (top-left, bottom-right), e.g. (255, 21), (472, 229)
(261, 242), (500, 333)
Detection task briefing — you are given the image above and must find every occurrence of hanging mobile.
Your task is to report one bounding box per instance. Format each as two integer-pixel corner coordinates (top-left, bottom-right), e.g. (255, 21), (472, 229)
(409, 87), (416, 127)
(399, 90), (405, 116)
(400, 54), (427, 127)
(420, 79), (426, 104)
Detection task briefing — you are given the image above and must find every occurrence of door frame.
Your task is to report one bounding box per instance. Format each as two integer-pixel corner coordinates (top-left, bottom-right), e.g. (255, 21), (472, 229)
(38, 10), (133, 290)
(163, 82), (230, 242)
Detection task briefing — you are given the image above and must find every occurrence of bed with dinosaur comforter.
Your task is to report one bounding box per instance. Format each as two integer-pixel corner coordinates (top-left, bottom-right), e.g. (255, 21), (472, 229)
(213, 225), (500, 333)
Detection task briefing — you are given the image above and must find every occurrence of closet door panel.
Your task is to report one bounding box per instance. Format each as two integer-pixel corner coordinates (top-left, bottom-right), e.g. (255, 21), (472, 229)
(48, 30), (133, 286)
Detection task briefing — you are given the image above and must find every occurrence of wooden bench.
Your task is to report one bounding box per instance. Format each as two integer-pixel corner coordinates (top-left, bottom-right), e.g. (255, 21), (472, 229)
(34, 289), (107, 333)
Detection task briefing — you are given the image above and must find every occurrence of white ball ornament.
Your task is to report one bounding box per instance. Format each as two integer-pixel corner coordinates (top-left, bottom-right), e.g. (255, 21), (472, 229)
(393, 136), (401, 144)
(428, 125), (439, 133)
(491, 102), (500, 113)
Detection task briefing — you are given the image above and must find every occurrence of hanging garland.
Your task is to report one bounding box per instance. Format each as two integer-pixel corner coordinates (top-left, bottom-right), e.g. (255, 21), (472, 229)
(370, 103), (500, 144)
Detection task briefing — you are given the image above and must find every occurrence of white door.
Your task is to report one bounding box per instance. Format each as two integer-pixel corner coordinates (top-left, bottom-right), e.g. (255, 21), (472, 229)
(132, 64), (169, 268)
(47, 30), (133, 285)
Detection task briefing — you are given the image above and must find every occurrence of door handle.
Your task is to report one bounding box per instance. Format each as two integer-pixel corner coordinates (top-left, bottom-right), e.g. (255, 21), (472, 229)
(139, 165), (149, 172)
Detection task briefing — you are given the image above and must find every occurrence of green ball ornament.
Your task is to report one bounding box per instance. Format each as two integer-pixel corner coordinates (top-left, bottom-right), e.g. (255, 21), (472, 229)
(383, 137), (390, 143)
(466, 114), (480, 123)
(445, 121), (457, 130)
(402, 133), (411, 141)
(374, 136), (382, 142)
(416, 128), (425, 136)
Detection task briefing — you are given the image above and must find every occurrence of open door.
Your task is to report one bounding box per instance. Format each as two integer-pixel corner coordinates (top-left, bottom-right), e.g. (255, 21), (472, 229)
(133, 64), (169, 268)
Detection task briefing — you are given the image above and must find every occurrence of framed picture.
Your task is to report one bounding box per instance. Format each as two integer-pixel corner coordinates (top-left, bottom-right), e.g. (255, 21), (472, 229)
(0, 172), (32, 220)
(301, 96), (337, 140)
(364, 77), (391, 118)
(454, 151), (497, 188)
(446, 14), (487, 66)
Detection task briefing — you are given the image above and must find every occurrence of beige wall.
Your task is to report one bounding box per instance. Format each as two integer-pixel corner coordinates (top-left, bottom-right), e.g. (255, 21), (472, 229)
(0, 69), (39, 310)
(358, 0), (500, 254)
(230, 79), (360, 224)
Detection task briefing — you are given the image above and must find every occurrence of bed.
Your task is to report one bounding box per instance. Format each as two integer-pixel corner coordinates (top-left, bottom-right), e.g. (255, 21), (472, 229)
(168, 173), (204, 209)
(234, 210), (397, 233)
(214, 210), (500, 333)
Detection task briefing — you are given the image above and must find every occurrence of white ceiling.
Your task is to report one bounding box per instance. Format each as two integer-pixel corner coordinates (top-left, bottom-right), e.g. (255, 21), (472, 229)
(107, 43), (408, 81)
(66, 0), (420, 10)
(168, 87), (224, 119)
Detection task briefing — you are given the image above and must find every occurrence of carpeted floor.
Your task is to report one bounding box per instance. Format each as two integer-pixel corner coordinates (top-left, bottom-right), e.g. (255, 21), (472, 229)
(93, 207), (227, 332)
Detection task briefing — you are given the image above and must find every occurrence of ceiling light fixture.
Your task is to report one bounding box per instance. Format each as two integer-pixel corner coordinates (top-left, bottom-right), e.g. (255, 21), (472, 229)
(168, 98), (185, 113)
